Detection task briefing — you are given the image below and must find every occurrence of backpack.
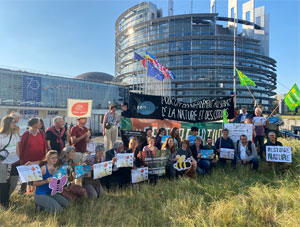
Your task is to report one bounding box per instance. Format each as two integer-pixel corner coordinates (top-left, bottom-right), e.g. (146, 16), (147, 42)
(236, 140), (252, 156)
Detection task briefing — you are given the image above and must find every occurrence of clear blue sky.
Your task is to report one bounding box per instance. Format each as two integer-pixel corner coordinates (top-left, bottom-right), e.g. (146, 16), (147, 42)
(0, 0), (299, 94)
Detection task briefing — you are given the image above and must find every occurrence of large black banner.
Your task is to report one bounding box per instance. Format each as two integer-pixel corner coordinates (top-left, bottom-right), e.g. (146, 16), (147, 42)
(129, 93), (234, 123)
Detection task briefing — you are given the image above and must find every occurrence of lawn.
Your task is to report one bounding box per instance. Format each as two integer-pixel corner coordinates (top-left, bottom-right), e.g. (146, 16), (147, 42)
(1, 138), (300, 227)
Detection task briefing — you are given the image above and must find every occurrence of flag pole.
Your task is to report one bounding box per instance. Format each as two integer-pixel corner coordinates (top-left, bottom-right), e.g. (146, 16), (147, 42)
(267, 104), (279, 118)
(233, 12), (237, 108)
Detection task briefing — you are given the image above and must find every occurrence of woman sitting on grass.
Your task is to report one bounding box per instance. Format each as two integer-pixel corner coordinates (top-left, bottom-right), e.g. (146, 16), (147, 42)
(127, 137), (142, 167)
(33, 150), (68, 212)
(176, 140), (197, 179)
(83, 145), (105, 198)
(161, 137), (177, 180)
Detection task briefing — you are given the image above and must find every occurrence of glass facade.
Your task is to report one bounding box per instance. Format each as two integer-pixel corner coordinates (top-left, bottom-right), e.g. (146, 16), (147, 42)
(115, 2), (277, 111)
(0, 68), (127, 109)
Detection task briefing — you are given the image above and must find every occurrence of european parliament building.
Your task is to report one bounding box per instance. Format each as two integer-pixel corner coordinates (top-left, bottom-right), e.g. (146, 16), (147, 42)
(115, 0), (277, 111)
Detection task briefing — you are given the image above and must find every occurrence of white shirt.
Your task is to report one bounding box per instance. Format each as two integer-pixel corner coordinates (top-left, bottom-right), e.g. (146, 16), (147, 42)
(240, 113), (247, 122)
(240, 144), (247, 160)
(0, 133), (20, 164)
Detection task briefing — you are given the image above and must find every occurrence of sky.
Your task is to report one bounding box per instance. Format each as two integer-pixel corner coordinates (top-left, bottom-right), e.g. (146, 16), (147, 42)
(0, 0), (299, 94)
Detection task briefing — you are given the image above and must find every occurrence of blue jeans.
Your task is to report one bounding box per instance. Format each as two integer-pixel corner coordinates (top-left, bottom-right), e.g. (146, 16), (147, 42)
(219, 156), (237, 168)
(242, 158), (259, 170)
(196, 160), (211, 174)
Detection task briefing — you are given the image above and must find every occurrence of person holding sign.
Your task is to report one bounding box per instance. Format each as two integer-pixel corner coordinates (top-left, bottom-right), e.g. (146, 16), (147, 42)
(190, 137), (212, 174)
(83, 145), (105, 198)
(161, 137), (177, 180)
(235, 135), (259, 170)
(0, 116), (20, 209)
(170, 127), (182, 149)
(187, 127), (199, 146)
(127, 137), (142, 168)
(177, 140), (197, 178)
(103, 104), (119, 151)
(33, 150), (68, 212)
(252, 108), (269, 160)
(46, 116), (67, 154)
(215, 129), (236, 168)
(155, 128), (166, 150)
(140, 128), (153, 151)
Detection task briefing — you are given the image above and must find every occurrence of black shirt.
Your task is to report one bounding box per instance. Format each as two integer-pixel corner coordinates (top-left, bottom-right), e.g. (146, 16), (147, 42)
(121, 109), (130, 118)
(264, 140), (283, 152)
(45, 129), (67, 154)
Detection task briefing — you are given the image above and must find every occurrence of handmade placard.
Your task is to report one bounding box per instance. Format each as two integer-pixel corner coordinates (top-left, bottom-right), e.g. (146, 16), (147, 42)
(116, 153), (134, 168)
(53, 166), (68, 179)
(49, 176), (68, 196)
(131, 167), (149, 183)
(173, 155), (192, 171)
(224, 123), (253, 144)
(253, 117), (267, 126)
(219, 148), (235, 160)
(93, 161), (113, 179)
(266, 146), (292, 163)
(144, 150), (169, 175)
(87, 142), (98, 154)
(16, 164), (42, 183)
(74, 165), (92, 179)
(199, 150), (214, 159)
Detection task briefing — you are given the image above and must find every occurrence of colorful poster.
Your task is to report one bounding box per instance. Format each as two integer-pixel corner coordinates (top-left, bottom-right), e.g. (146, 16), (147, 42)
(93, 161), (113, 179)
(199, 150), (214, 159)
(173, 155), (192, 171)
(161, 135), (169, 144)
(49, 176), (67, 196)
(116, 153), (134, 168)
(53, 166), (67, 179)
(220, 148), (235, 159)
(144, 150), (169, 175)
(16, 165), (42, 183)
(121, 118), (222, 145)
(74, 165), (92, 178)
(131, 167), (149, 183)
(266, 146), (292, 163)
(224, 123), (253, 144)
(253, 117), (266, 126)
(67, 99), (92, 118)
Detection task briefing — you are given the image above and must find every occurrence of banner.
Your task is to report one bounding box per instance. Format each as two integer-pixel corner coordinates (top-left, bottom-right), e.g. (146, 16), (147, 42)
(16, 165), (42, 183)
(129, 93), (234, 123)
(121, 118), (223, 145)
(224, 123), (253, 144)
(67, 99), (92, 118)
(266, 146), (292, 163)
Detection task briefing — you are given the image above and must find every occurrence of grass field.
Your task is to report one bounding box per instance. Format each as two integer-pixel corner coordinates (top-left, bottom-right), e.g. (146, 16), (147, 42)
(1, 138), (300, 227)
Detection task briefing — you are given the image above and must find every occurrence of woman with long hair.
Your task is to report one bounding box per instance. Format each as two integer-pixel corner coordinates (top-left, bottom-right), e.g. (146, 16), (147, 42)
(155, 128), (166, 150)
(103, 104), (119, 151)
(170, 127), (181, 149)
(127, 137), (141, 167)
(39, 119), (46, 133)
(0, 116), (20, 208)
(33, 150), (68, 212)
(161, 137), (177, 179)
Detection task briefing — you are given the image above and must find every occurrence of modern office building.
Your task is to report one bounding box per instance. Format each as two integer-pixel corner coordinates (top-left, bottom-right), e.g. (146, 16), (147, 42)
(115, 0), (277, 111)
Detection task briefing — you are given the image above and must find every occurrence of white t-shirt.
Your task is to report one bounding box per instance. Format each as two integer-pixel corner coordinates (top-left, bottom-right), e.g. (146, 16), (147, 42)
(240, 144), (247, 160)
(0, 133), (20, 164)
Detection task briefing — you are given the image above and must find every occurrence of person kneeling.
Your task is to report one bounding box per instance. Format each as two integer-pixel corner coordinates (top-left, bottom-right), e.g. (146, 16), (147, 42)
(236, 135), (259, 170)
(33, 150), (68, 212)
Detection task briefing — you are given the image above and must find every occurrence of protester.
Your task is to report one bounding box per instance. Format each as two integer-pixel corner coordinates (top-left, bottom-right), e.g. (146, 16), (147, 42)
(46, 116), (67, 154)
(235, 135), (259, 170)
(252, 107), (269, 160)
(140, 128), (153, 150)
(83, 145), (105, 198)
(0, 116), (20, 209)
(121, 101), (130, 118)
(161, 137), (177, 180)
(170, 127), (181, 149)
(230, 107), (240, 123)
(155, 128), (166, 150)
(19, 118), (47, 194)
(190, 137), (212, 174)
(127, 137), (142, 167)
(33, 150), (68, 212)
(176, 140), (197, 178)
(203, 137), (217, 165)
(215, 128), (236, 168)
(9, 112), (20, 137)
(39, 119), (46, 133)
(70, 117), (90, 165)
(245, 117), (256, 141)
(103, 104), (119, 151)
(187, 127), (199, 145)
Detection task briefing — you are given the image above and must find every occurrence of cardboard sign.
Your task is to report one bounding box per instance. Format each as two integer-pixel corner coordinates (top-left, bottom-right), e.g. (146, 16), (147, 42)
(173, 155), (192, 171)
(220, 148), (235, 160)
(93, 161), (113, 179)
(131, 167), (149, 183)
(53, 166), (67, 179)
(49, 176), (67, 196)
(199, 150), (214, 159)
(224, 123), (253, 144)
(74, 165), (92, 178)
(253, 117), (266, 126)
(16, 165), (42, 183)
(67, 99), (92, 118)
(144, 150), (169, 175)
(266, 146), (292, 163)
(116, 153), (134, 168)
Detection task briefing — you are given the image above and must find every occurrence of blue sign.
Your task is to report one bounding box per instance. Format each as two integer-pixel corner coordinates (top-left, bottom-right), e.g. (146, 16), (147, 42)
(23, 76), (41, 102)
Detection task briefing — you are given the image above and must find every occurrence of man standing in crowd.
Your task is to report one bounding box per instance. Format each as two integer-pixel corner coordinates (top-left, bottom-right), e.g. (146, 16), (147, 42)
(46, 116), (67, 154)
(70, 117), (91, 165)
(234, 106), (249, 123)
(121, 101), (130, 118)
(215, 128), (236, 167)
(235, 134), (259, 170)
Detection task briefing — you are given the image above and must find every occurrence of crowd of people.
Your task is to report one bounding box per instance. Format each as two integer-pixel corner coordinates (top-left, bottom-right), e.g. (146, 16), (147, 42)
(0, 104), (290, 212)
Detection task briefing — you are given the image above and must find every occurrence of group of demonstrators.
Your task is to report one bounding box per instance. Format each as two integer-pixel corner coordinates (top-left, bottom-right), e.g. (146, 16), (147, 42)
(0, 103), (291, 212)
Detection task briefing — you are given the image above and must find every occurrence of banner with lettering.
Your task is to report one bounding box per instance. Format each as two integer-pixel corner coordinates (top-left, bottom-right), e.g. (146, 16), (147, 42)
(129, 93), (234, 123)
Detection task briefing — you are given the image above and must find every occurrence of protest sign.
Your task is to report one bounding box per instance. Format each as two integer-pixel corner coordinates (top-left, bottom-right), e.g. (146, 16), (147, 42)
(224, 123), (253, 144)
(129, 93), (234, 123)
(253, 117), (267, 126)
(67, 99), (92, 118)
(87, 142), (98, 154)
(131, 167), (149, 183)
(173, 155), (192, 171)
(266, 146), (292, 163)
(220, 148), (235, 159)
(49, 176), (67, 196)
(116, 153), (134, 168)
(144, 150), (169, 175)
(53, 166), (67, 179)
(16, 165), (42, 183)
(199, 150), (214, 159)
(74, 165), (92, 178)
(120, 130), (146, 149)
(93, 161), (113, 179)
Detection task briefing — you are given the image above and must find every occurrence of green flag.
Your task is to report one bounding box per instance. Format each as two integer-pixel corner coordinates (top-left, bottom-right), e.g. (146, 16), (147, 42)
(236, 68), (256, 86)
(223, 109), (229, 123)
(284, 84), (300, 111)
